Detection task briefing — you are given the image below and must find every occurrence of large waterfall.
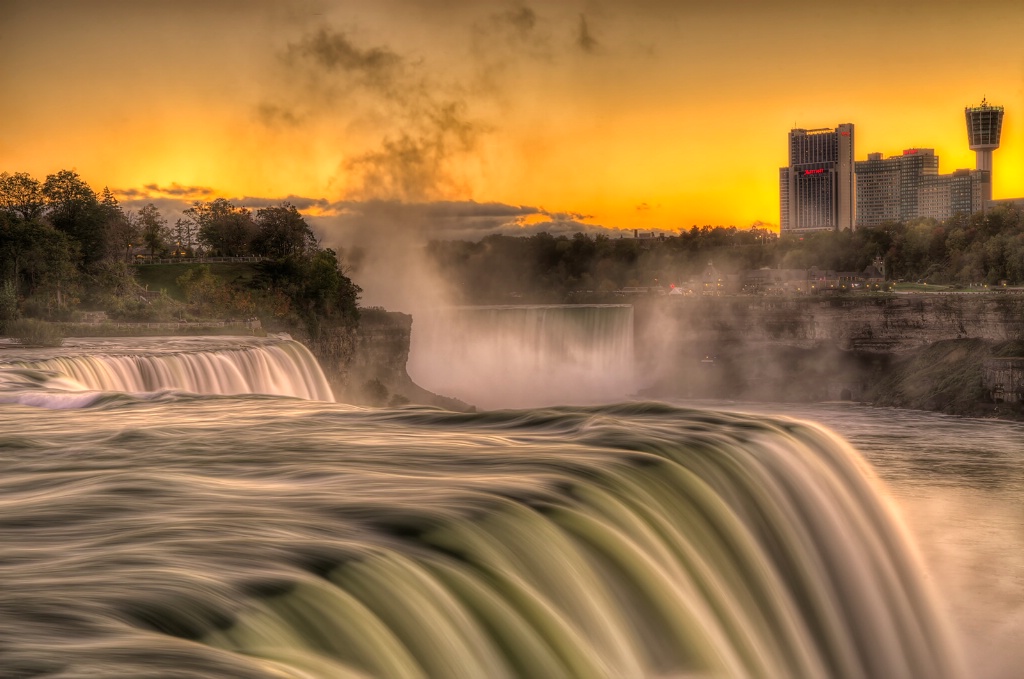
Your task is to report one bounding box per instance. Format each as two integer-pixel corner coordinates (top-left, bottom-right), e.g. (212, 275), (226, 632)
(0, 336), (979, 678)
(408, 305), (635, 409)
(0, 400), (964, 679)
(0, 337), (334, 405)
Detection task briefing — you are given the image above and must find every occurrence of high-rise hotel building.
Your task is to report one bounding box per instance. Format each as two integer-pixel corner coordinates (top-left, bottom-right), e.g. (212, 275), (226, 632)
(779, 124), (856, 233)
(855, 147), (988, 226)
(781, 102), (1008, 231)
(854, 149), (939, 228)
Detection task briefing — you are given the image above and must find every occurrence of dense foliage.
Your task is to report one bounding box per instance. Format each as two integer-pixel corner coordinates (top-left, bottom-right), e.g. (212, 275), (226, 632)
(429, 206), (1024, 303)
(0, 170), (360, 340)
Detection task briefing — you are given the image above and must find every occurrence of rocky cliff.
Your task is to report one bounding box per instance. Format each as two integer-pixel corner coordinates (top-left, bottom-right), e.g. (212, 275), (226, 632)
(344, 309), (470, 410)
(634, 294), (1024, 418)
(635, 294), (1024, 352)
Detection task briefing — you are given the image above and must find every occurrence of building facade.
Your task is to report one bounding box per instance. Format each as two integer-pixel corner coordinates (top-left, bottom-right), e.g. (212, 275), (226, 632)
(855, 148), (939, 227)
(780, 124), (856, 233)
(918, 169), (988, 221)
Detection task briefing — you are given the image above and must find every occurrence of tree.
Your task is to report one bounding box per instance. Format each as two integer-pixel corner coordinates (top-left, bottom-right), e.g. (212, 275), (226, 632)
(171, 218), (195, 256)
(0, 218), (79, 313)
(42, 170), (105, 263)
(138, 203), (169, 258)
(254, 249), (361, 339)
(185, 198), (257, 257)
(98, 187), (140, 262)
(0, 279), (17, 332)
(253, 203), (317, 258)
(0, 172), (46, 221)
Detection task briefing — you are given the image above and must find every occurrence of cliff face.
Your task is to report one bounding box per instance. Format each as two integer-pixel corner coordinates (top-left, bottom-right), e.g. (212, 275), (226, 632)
(350, 297), (1024, 417)
(636, 295), (1024, 353)
(344, 309), (471, 410)
(634, 295), (1024, 418)
(349, 309), (414, 392)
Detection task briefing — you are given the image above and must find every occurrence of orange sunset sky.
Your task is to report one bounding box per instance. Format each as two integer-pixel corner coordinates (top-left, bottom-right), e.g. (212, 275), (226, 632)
(2, 0), (1023, 238)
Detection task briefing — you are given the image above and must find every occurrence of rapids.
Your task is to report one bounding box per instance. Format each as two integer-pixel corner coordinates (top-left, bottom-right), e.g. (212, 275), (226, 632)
(0, 337), (968, 678)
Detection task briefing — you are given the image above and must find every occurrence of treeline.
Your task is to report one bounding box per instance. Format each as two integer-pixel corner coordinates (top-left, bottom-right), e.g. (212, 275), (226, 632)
(0, 170), (359, 340)
(429, 206), (1024, 303)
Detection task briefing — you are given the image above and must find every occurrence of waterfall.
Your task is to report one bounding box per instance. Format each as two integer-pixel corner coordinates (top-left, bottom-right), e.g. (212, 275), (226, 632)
(0, 338), (334, 403)
(190, 406), (961, 679)
(408, 305), (635, 409)
(0, 395), (966, 678)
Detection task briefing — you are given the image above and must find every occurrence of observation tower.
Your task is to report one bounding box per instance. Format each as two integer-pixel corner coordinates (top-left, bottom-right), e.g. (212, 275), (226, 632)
(965, 98), (1003, 200)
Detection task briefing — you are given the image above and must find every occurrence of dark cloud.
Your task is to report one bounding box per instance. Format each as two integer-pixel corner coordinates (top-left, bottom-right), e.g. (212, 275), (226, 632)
(319, 199), (538, 240)
(256, 103), (304, 127)
(143, 183), (216, 197)
(311, 199), (624, 245)
(500, 4), (537, 36)
(265, 26), (483, 202)
(342, 99), (481, 202)
(469, 2), (552, 95)
(577, 14), (599, 53)
(113, 183), (215, 201)
(228, 195), (333, 211)
(284, 27), (404, 92)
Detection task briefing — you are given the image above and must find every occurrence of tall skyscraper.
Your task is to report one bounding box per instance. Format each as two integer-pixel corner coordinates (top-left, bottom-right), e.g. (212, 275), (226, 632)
(780, 124), (856, 233)
(965, 98), (1003, 201)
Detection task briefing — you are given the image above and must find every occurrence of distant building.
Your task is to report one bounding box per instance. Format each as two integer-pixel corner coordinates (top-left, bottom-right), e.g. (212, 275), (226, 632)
(780, 123), (856, 233)
(854, 153), (900, 227)
(856, 147), (989, 224)
(855, 149), (939, 227)
(782, 102), (1008, 230)
(966, 98), (1003, 201)
(918, 169), (988, 221)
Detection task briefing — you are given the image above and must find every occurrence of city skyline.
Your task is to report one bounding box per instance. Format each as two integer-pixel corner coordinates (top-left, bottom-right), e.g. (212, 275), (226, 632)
(3, 0), (1023, 239)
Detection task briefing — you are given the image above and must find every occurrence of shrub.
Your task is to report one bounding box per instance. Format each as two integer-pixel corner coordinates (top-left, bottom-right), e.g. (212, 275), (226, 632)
(0, 280), (17, 334)
(4, 318), (65, 347)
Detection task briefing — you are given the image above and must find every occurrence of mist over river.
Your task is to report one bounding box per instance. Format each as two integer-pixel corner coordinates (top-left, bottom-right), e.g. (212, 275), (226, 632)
(0, 337), (1020, 678)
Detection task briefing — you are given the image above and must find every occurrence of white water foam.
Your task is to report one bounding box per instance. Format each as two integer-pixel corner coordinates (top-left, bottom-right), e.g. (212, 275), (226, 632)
(0, 337), (334, 405)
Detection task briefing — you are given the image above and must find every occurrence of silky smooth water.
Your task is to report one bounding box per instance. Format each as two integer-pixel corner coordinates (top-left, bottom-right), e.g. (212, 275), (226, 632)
(692, 401), (1024, 679)
(1, 338), (1017, 678)
(0, 336), (333, 406)
(408, 305), (635, 409)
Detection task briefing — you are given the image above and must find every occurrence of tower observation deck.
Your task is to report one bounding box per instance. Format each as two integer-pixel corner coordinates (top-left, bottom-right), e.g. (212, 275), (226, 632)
(965, 98), (1003, 172)
(965, 98), (1003, 202)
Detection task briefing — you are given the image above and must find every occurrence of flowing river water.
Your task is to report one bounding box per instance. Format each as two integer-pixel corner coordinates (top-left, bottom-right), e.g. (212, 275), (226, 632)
(0, 337), (1020, 678)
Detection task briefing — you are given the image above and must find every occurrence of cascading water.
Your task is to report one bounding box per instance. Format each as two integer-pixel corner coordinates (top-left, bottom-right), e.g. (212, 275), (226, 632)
(0, 383), (965, 678)
(0, 336), (334, 405)
(408, 305), (635, 409)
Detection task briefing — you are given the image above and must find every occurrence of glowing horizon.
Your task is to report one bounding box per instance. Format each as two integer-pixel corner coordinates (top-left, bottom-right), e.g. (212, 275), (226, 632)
(3, 0), (1022, 235)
